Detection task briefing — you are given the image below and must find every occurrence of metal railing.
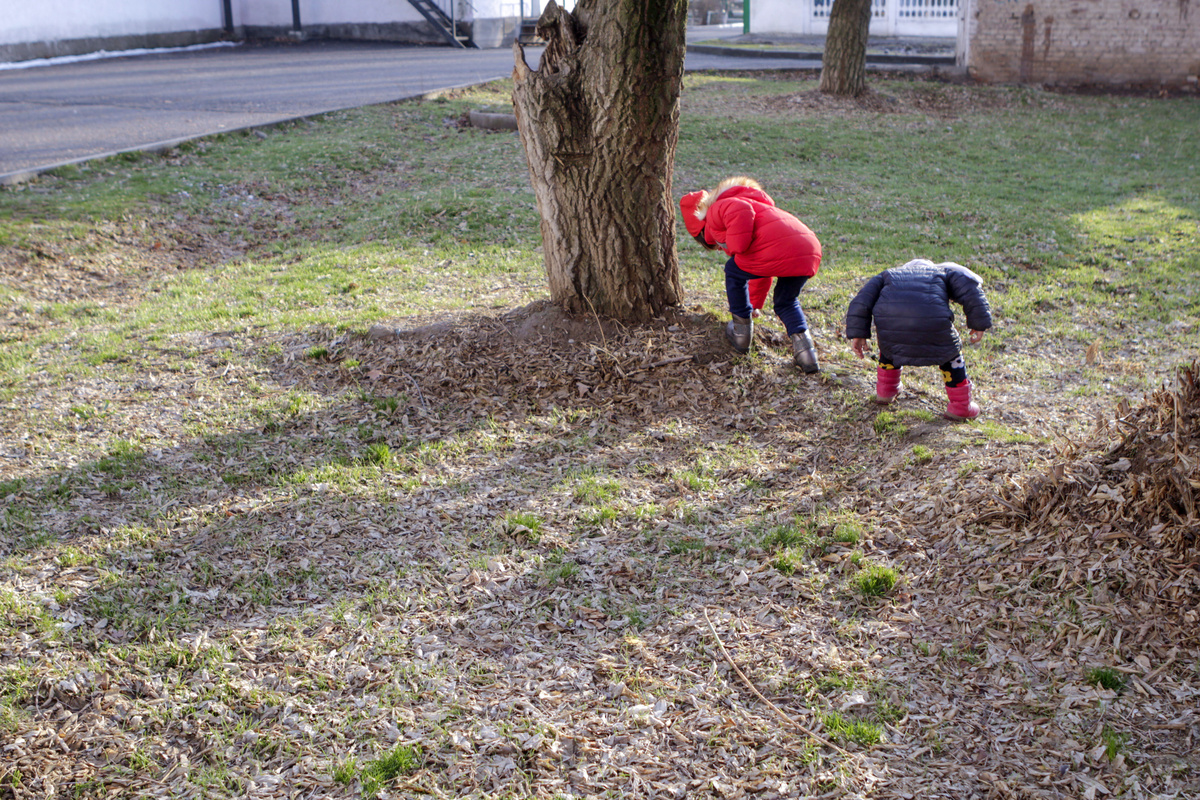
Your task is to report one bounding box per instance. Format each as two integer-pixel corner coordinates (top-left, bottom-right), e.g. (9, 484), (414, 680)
(426, 0), (476, 31)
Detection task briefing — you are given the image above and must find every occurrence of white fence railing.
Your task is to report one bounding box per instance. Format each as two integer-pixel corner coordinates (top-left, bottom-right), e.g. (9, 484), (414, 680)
(811, 0), (956, 23)
(812, 0), (889, 20)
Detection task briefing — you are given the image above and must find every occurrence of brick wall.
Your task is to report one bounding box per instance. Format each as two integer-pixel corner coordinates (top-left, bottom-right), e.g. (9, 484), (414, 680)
(965, 0), (1200, 87)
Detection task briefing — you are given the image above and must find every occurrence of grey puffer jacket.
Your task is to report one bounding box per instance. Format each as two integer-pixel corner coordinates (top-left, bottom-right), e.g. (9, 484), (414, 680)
(844, 259), (993, 367)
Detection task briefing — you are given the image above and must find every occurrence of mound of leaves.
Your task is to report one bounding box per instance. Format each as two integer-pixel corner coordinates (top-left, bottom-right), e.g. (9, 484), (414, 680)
(283, 300), (816, 435)
(986, 361), (1199, 634)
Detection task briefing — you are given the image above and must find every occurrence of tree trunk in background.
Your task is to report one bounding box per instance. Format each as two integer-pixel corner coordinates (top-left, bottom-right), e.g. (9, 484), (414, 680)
(819, 0), (873, 97)
(511, 0), (686, 321)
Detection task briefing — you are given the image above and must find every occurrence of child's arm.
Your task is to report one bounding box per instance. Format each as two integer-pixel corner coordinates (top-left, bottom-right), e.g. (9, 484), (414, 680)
(708, 198), (756, 254)
(747, 277), (772, 313)
(943, 264), (993, 335)
(844, 274), (884, 357)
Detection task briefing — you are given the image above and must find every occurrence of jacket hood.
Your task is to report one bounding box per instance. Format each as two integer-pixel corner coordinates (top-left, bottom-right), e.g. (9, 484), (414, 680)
(681, 176), (766, 235)
(680, 190), (709, 237)
(695, 176), (765, 220)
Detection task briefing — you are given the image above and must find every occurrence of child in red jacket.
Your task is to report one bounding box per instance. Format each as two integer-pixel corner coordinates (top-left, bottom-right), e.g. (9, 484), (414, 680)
(680, 176), (823, 373)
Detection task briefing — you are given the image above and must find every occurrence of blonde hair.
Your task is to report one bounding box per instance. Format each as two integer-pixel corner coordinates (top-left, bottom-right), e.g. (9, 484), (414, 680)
(693, 176), (761, 220)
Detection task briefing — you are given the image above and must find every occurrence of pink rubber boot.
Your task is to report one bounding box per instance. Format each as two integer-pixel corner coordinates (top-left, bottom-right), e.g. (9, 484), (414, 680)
(875, 367), (901, 405)
(944, 379), (980, 421)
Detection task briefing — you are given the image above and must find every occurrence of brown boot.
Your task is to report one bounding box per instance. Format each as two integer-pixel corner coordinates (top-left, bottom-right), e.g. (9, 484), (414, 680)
(790, 330), (820, 374)
(725, 315), (752, 353)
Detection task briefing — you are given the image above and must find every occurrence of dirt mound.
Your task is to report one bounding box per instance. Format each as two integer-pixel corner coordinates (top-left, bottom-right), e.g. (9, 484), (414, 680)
(281, 301), (810, 432)
(763, 82), (1025, 118)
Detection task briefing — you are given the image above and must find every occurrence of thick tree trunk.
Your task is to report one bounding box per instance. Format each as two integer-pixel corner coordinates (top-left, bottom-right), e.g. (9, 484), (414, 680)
(511, 0), (686, 321)
(819, 0), (873, 97)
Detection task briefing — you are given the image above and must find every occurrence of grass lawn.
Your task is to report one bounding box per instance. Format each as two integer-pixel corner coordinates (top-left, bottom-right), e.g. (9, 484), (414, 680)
(1, 69), (1198, 798)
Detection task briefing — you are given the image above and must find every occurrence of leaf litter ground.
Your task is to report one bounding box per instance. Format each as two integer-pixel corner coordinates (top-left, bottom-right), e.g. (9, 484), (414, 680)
(1, 87), (1198, 800)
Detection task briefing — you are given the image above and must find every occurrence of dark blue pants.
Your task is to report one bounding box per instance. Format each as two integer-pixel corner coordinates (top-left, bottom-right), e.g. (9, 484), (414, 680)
(724, 257), (809, 336)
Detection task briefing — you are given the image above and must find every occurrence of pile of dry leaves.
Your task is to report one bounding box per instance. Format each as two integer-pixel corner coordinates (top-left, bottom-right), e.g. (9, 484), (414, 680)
(985, 361), (1199, 627)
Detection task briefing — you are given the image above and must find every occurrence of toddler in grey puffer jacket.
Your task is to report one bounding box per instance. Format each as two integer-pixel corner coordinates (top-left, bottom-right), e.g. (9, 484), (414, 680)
(844, 259), (993, 420)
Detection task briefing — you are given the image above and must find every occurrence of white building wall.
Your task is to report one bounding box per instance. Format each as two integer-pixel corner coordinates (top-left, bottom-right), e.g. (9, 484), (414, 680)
(0, 0), (222, 47)
(0, 0), (577, 62)
(232, 0), (428, 27)
(750, 0), (816, 35)
(751, 0), (957, 38)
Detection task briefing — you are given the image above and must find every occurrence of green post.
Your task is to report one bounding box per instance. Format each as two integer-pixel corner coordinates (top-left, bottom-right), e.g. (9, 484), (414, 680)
(743, 0), (750, 33)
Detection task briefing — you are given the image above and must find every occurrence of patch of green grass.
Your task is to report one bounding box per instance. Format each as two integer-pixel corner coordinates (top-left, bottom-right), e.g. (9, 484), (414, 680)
(572, 470), (621, 505)
(957, 460), (981, 478)
(284, 392), (309, 417)
(188, 764), (243, 794)
(579, 505), (618, 528)
(910, 444), (934, 464)
(56, 547), (98, 568)
(771, 548), (807, 576)
(873, 410), (907, 437)
(761, 519), (817, 551)
(852, 564), (899, 597)
(68, 404), (101, 420)
(500, 510), (544, 544)
(831, 520), (863, 545)
(361, 744), (420, 795)
(542, 553), (579, 585)
(630, 503), (661, 523)
(362, 442), (392, 466)
(94, 439), (145, 477)
(873, 407), (937, 437)
(972, 419), (1037, 444)
(814, 671), (858, 693)
(875, 697), (906, 724)
(363, 393), (402, 414)
(822, 711), (883, 747)
(762, 517), (825, 574)
(672, 466), (716, 493)
(667, 536), (707, 555)
(126, 747), (155, 771)
(332, 756), (358, 785)
(0, 664), (34, 734)
(1100, 725), (1128, 762)
(1085, 666), (1125, 692)
(0, 588), (58, 637)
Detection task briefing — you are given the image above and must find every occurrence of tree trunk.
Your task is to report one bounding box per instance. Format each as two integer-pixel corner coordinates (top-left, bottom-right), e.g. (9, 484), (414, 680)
(512, 0), (686, 321)
(819, 0), (873, 97)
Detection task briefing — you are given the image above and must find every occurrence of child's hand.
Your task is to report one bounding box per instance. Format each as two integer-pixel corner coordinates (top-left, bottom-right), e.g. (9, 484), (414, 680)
(968, 330), (985, 345)
(750, 308), (762, 318)
(850, 337), (867, 359)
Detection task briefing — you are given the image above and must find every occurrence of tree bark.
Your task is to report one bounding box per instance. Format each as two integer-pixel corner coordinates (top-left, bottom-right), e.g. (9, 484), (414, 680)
(512, 0), (686, 321)
(819, 0), (873, 97)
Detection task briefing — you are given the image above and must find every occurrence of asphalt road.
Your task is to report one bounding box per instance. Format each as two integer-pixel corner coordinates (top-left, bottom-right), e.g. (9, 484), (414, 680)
(0, 35), (834, 184)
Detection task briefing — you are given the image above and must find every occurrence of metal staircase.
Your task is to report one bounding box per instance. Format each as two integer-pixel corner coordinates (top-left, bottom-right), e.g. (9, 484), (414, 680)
(408, 0), (475, 48)
(516, 17), (542, 45)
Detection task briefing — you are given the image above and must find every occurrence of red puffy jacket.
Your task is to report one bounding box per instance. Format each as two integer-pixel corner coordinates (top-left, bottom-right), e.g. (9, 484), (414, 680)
(698, 183), (822, 310)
